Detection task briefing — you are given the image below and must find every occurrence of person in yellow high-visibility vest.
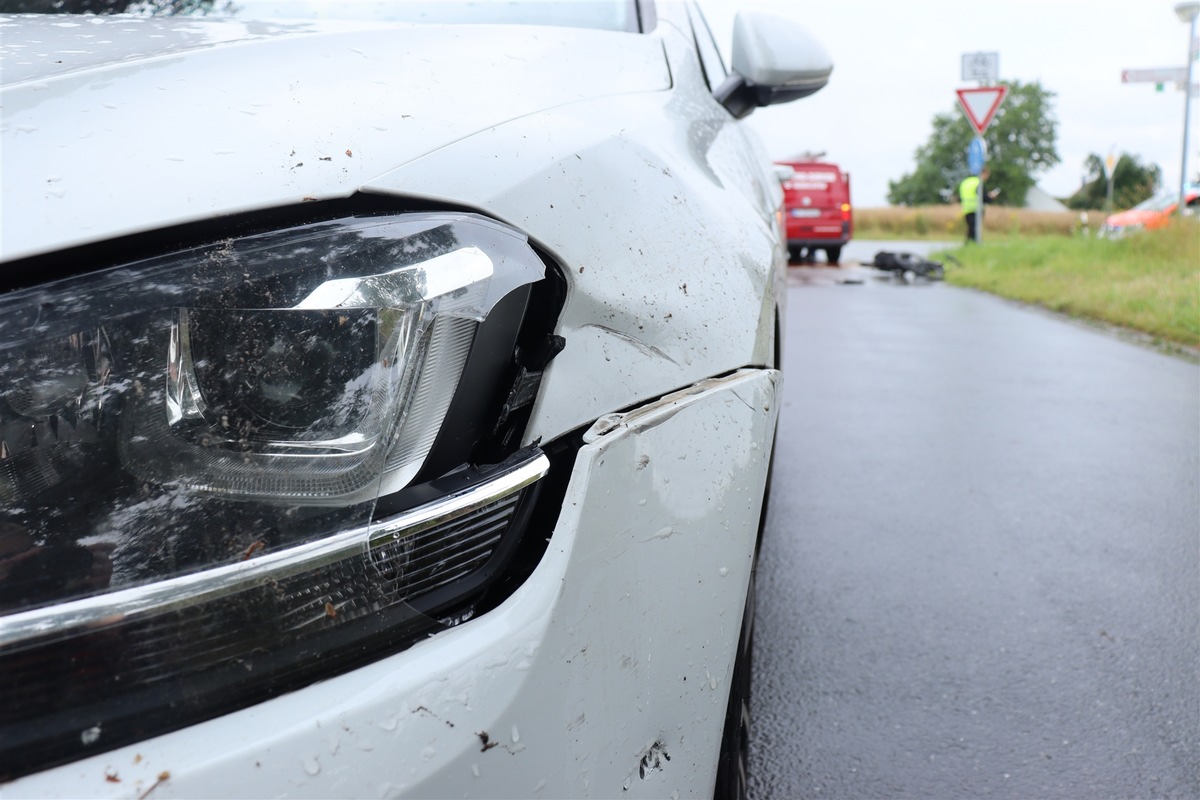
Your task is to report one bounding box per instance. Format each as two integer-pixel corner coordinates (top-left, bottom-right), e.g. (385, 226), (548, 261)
(959, 167), (999, 242)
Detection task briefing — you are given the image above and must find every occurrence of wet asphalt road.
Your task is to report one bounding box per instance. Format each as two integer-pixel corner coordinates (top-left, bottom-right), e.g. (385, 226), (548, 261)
(749, 241), (1200, 799)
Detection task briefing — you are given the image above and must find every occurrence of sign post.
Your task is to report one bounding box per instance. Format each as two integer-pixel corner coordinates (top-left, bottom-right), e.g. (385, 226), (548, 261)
(1105, 152), (1118, 211)
(956, 86), (1008, 242)
(1176, 3), (1199, 218)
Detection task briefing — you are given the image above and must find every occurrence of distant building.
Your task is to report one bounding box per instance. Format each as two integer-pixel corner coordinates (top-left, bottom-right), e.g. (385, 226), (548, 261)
(1024, 185), (1069, 212)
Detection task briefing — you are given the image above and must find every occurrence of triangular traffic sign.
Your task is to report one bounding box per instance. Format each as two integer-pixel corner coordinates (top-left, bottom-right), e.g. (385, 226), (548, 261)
(956, 86), (1008, 135)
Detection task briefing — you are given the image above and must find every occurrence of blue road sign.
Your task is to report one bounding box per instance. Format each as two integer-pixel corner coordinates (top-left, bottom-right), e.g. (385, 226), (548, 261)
(968, 137), (986, 175)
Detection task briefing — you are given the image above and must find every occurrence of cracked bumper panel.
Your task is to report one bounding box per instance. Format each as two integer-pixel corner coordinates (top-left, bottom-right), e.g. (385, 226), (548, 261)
(7, 368), (779, 800)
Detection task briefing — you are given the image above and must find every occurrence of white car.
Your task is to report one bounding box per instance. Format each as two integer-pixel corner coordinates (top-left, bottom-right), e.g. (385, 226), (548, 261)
(0, 2), (830, 797)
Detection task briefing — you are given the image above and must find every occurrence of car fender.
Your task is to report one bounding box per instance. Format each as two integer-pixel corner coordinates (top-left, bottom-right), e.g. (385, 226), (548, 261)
(363, 24), (785, 443)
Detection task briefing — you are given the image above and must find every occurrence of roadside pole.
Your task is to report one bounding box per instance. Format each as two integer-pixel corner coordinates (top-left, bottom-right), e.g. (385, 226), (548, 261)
(955, 81), (1003, 245)
(1176, 3), (1199, 216)
(968, 137), (987, 243)
(1120, 2), (1199, 217)
(1106, 151), (1117, 212)
(977, 160), (985, 244)
(959, 53), (1004, 244)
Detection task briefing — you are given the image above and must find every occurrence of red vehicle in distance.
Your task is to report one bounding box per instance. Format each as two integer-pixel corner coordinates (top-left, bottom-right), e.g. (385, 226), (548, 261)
(777, 158), (852, 264)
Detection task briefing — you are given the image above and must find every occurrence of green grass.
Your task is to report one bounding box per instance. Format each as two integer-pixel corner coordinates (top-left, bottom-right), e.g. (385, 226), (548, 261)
(938, 221), (1200, 350)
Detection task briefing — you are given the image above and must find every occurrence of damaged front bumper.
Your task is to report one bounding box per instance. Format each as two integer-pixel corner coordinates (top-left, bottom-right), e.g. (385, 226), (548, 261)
(8, 368), (779, 799)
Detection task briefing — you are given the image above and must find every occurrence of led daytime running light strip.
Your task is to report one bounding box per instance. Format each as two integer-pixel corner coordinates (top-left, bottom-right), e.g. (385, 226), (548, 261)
(0, 451), (549, 650)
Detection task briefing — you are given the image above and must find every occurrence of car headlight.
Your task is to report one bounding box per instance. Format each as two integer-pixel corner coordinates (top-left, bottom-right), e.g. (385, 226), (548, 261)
(0, 212), (554, 778)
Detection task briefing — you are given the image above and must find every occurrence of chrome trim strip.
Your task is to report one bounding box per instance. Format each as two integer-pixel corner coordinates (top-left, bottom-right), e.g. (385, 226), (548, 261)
(0, 452), (549, 650)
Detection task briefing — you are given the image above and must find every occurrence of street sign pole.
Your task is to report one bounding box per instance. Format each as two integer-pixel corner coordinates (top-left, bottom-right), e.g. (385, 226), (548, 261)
(977, 169), (984, 244)
(957, 85), (1008, 243)
(1122, 5), (1200, 214)
(1178, 4), (1199, 217)
(1106, 152), (1118, 212)
(967, 136), (987, 243)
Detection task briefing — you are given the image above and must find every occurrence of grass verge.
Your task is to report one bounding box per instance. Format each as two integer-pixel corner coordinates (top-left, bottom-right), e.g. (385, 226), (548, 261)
(937, 221), (1200, 350)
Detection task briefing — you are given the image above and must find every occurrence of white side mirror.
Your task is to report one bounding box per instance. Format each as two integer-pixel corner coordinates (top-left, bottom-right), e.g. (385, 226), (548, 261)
(716, 11), (833, 119)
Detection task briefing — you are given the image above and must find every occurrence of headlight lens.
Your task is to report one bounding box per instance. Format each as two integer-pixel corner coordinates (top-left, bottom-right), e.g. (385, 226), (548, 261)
(72, 216), (535, 504)
(2, 212), (541, 529)
(0, 212), (552, 778)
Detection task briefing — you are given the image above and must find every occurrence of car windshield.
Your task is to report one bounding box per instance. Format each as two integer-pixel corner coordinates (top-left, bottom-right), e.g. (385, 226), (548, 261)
(1130, 191), (1179, 212)
(3, 0), (639, 31)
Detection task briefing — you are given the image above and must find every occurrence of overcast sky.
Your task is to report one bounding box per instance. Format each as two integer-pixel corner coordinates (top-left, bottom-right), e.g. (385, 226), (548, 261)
(697, 0), (1198, 207)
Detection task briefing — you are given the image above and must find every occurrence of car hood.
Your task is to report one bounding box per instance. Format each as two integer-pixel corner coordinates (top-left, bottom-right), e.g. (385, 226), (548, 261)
(0, 15), (669, 261)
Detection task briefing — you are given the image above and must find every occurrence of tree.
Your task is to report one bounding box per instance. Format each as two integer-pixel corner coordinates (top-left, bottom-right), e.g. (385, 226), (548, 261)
(1066, 153), (1162, 211)
(887, 80), (1060, 208)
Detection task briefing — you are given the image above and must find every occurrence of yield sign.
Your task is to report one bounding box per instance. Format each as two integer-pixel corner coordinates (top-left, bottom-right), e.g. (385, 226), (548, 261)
(956, 86), (1008, 135)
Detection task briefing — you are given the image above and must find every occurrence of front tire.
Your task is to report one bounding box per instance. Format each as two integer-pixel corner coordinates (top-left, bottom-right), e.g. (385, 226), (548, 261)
(714, 566), (755, 800)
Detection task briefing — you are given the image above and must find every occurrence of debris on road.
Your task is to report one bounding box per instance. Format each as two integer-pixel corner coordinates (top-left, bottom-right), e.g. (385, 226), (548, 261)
(864, 251), (952, 281)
